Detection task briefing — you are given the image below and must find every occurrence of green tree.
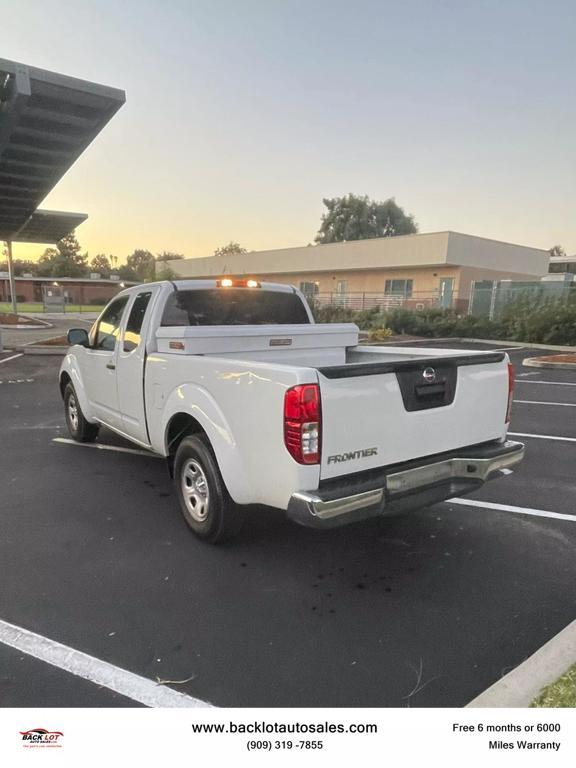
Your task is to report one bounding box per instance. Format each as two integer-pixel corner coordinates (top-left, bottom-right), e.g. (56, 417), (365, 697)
(36, 233), (88, 277)
(549, 245), (566, 259)
(213, 241), (247, 258)
(315, 194), (417, 244)
(156, 264), (177, 281)
(126, 249), (155, 282)
(90, 254), (112, 278)
(117, 264), (137, 282)
(0, 257), (38, 276)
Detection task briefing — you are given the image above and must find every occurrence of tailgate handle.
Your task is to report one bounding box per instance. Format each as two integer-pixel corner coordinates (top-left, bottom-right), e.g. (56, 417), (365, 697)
(415, 382), (445, 398)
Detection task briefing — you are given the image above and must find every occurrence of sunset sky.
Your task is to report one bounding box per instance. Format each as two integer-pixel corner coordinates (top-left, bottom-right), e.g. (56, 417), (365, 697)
(2, 0), (575, 264)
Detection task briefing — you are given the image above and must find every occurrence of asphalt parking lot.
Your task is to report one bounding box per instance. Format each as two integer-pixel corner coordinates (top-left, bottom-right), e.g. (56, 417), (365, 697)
(1, 342), (575, 708)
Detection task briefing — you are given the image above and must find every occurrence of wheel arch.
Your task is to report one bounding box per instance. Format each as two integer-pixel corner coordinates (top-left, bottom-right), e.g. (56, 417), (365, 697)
(59, 371), (72, 399)
(161, 396), (251, 504)
(165, 411), (208, 457)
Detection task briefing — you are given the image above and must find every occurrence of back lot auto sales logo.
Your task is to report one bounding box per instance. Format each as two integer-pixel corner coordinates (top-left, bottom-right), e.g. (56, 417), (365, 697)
(20, 728), (64, 748)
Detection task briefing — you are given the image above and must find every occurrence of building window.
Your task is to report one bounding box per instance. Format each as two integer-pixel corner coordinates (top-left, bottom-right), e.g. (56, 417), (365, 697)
(550, 261), (576, 275)
(299, 281), (319, 297)
(385, 279), (413, 297)
(336, 280), (347, 294)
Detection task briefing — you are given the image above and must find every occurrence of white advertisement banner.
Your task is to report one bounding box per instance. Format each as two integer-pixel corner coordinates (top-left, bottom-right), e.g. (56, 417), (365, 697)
(0, 708), (573, 767)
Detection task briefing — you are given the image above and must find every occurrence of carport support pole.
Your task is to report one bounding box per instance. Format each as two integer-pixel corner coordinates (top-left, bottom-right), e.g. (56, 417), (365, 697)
(6, 240), (17, 315)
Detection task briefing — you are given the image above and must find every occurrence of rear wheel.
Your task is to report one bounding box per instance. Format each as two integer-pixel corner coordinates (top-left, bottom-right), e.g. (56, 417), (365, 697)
(174, 434), (245, 543)
(64, 383), (99, 443)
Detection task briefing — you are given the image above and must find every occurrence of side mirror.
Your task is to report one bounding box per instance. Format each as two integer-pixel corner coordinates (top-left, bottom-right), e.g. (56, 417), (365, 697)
(67, 328), (90, 347)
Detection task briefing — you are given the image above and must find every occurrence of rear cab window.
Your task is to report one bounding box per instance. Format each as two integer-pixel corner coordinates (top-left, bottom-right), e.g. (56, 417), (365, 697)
(160, 289), (310, 326)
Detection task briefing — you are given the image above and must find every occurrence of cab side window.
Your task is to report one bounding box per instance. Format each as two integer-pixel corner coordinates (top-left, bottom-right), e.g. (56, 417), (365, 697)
(94, 296), (129, 351)
(123, 291), (152, 352)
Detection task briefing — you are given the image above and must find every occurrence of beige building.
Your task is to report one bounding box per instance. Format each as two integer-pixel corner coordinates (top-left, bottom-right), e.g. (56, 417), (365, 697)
(169, 231), (549, 311)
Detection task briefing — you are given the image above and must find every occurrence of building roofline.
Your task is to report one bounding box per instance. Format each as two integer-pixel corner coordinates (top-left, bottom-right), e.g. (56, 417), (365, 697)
(444, 230), (550, 254)
(175, 230), (549, 264)
(0, 275), (137, 284)
(238, 230), (451, 257)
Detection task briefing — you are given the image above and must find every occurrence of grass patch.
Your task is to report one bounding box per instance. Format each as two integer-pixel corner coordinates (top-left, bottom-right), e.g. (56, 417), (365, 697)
(0, 302), (104, 314)
(530, 664), (576, 708)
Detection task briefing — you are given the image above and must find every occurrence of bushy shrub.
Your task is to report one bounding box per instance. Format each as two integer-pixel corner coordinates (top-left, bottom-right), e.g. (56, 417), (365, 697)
(313, 295), (576, 345)
(499, 297), (576, 345)
(368, 327), (394, 341)
(353, 306), (385, 329)
(311, 304), (356, 325)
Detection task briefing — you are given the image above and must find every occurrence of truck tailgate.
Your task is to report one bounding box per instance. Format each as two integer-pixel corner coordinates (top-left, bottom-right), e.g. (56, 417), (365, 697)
(318, 352), (509, 480)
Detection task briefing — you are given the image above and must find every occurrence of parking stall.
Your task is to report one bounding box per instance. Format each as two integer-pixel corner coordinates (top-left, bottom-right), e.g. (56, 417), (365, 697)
(0, 344), (575, 708)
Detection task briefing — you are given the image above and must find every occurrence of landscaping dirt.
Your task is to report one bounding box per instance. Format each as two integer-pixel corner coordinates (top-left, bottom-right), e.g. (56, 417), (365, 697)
(30, 335), (68, 347)
(535, 354), (576, 364)
(0, 312), (44, 326)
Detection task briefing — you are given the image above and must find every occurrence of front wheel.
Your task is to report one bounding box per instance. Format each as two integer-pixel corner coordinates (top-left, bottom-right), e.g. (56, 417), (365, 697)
(174, 434), (245, 543)
(64, 383), (99, 443)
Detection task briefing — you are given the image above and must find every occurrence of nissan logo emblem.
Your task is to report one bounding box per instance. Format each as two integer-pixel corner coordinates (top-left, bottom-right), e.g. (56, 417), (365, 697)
(422, 367), (436, 382)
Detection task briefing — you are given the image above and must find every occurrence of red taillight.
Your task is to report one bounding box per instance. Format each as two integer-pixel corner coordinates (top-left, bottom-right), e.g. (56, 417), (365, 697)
(284, 384), (321, 464)
(506, 362), (514, 424)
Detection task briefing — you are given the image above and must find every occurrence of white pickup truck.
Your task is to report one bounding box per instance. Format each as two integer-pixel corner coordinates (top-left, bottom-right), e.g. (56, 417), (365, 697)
(60, 278), (524, 543)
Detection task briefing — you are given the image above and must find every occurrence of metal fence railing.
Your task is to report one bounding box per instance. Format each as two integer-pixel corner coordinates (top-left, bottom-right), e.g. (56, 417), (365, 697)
(305, 291), (457, 312)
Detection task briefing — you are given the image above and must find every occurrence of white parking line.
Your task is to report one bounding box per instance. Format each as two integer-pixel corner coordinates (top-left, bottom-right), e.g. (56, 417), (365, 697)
(515, 380), (576, 387)
(449, 497), (576, 523)
(514, 400), (576, 408)
(0, 353), (23, 365)
(508, 431), (576, 444)
(53, 437), (160, 458)
(0, 618), (212, 708)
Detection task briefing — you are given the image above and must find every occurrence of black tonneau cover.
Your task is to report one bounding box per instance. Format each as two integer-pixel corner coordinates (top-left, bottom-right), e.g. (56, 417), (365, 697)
(318, 351), (506, 379)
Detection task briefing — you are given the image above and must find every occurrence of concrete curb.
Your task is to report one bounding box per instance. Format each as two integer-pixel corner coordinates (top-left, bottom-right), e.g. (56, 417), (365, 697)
(0, 322), (54, 330)
(20, 346), (67, 356)
(0, 314), (53, 330)
(467, 619), (576, 707)
(459, 338), (576, 352)
(523, 356), (576, 370)
(378, 336), (576, 352)
(15, 336), (68, 355)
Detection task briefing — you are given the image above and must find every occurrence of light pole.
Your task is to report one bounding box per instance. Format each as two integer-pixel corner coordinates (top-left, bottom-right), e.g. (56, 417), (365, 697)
(5, 240), (17, 315)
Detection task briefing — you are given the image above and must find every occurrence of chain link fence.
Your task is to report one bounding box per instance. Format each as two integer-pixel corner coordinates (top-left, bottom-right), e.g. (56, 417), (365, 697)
(468, 280), (575, 319)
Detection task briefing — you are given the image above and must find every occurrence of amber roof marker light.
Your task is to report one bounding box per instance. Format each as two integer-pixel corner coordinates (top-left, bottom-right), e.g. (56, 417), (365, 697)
(216, 278), (261, 288)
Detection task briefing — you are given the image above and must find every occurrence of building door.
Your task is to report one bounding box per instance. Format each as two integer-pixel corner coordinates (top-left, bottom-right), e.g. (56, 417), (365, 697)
(439, 277), (454, 308)
(335, 280), (347, 305)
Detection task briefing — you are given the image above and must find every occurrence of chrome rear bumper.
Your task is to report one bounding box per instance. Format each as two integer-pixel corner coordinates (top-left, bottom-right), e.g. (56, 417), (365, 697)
(287, 440), (524, 529)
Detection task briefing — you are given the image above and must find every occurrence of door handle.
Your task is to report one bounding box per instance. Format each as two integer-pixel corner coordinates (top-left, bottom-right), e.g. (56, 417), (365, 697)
(106, 362), (116, 370)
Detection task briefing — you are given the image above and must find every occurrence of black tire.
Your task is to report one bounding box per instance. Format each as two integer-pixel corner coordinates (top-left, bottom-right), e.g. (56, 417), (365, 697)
(174, 434), (245, 543)
(64, 383), (99, 443)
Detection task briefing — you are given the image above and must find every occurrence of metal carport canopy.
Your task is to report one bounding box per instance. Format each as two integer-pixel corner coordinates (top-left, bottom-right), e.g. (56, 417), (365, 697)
(10, 209), (88, 243)
(0, 57), (125, 241)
